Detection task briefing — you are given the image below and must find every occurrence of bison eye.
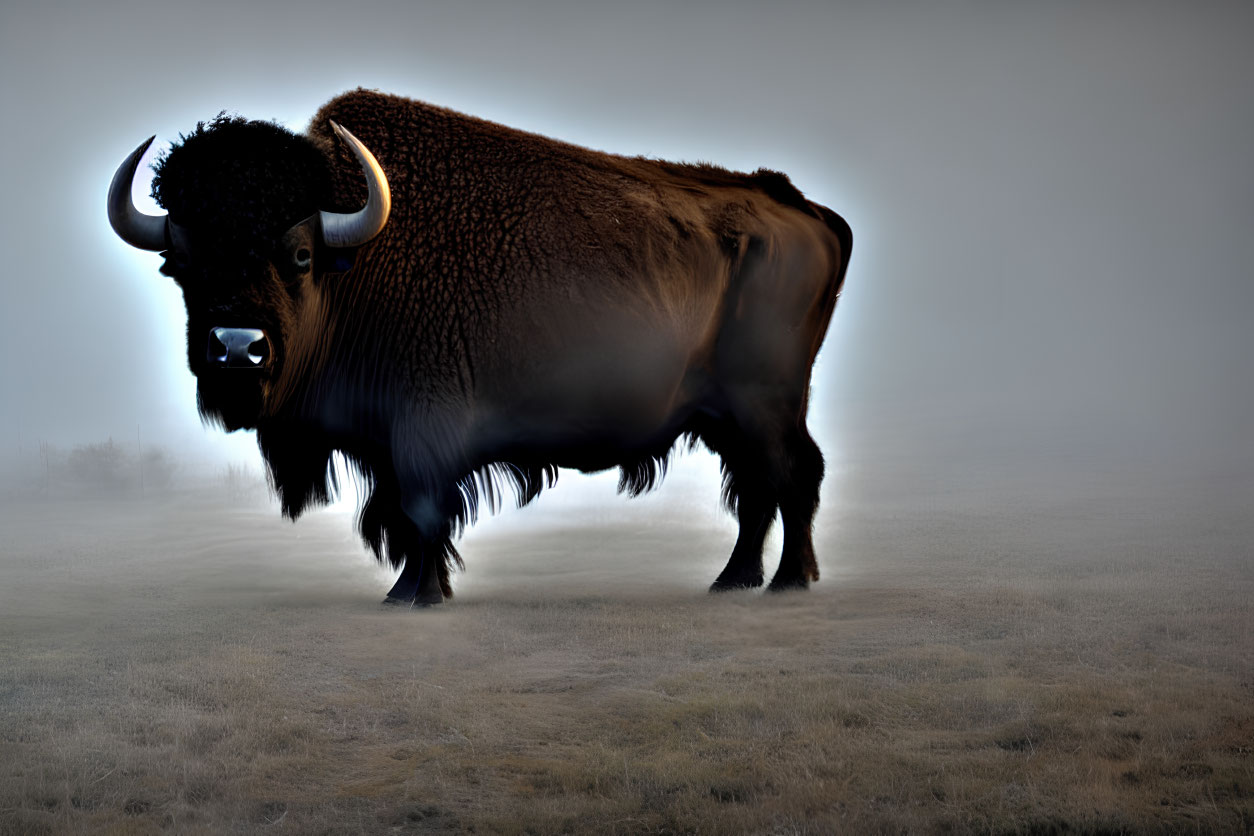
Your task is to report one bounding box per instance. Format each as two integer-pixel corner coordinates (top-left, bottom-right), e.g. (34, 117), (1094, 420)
(294, 248), (312, 270)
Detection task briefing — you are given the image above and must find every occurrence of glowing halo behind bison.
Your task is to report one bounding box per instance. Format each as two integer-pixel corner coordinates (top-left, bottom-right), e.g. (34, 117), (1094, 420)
(108, 89), (852, 605)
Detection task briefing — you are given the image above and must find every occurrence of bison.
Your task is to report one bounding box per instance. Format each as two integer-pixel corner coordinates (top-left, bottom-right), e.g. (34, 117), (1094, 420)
(107, 89), (852, 605)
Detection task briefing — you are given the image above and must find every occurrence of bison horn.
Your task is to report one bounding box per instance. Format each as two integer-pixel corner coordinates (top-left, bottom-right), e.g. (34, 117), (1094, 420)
(320, 121), (391, 248)
(107, 136), (169, 252)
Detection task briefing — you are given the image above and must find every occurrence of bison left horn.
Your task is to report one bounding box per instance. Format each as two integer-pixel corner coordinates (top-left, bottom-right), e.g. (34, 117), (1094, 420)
(107, 135), (169, 252)
(319, 121), (391, 248)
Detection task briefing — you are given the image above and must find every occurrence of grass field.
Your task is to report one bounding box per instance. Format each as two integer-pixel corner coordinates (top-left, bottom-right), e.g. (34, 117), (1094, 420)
(1, 458), (1251, 833)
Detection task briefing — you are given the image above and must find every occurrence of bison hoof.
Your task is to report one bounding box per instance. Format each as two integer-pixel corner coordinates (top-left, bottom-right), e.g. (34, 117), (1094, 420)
(382, 595), (414, 606)
(381, 594), (446, 609)
(382, 593), (444, 608)
(766, 577), (810, 592)
(709, 574), (764, 592)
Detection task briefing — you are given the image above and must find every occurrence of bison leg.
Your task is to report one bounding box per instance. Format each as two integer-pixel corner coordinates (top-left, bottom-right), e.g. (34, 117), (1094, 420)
(768, 426), (824, 591)
(381, 517), (453, 607)
(701, 421), (777, 591)
(415, 539), (457, 604)
(710, 484), (775, 591)
(383, 544), (451, 606)
(383, 555), (422, 605)
(363, 458), (459, 606)
(383, 548), (445, 606)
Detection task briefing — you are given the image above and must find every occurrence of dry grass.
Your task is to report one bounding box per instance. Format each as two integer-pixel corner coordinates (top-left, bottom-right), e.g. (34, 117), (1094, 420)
(0, 469), (1251, 834)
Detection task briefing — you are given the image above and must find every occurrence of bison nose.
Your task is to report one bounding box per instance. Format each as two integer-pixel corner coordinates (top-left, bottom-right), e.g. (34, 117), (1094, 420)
(207, 327), (272, 369)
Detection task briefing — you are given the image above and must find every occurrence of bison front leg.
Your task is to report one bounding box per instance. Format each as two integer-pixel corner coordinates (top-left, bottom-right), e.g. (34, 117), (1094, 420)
(382, 482), (463, 606)
(383, 544), (448, 607)
(374, 491), (457, 607)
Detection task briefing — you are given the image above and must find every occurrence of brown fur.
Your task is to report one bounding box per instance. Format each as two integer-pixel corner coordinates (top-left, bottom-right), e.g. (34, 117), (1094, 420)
(152, 89), (852, 602)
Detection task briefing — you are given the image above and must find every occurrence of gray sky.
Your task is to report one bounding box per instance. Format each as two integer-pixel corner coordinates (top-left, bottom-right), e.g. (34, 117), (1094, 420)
(2, 0), (1251, 506)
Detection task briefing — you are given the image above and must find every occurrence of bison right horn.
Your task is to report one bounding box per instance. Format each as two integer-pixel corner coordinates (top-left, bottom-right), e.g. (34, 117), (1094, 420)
(107, 136), (169, 252)
(320, 121), (392, 248)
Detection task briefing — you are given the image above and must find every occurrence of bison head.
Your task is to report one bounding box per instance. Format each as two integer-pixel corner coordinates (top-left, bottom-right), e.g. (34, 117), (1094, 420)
(108, 116), (390, 431)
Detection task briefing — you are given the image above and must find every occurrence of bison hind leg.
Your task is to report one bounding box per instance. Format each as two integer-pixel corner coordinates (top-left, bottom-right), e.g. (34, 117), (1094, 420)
(709, 477), (775, 591)
(699, 408), (824, 593)
(767, 425), (824, 591)
(699, 423), (777, 591)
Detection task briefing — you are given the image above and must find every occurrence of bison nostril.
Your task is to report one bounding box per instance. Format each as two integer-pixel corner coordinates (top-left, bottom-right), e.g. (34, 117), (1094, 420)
(207, 330), (229, 364)
(247, 336), (271, 366)
(208, 327), (271, 368)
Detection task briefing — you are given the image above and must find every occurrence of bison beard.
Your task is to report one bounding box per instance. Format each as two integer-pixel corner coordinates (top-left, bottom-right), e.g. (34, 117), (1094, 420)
(111, 88), (852, 605)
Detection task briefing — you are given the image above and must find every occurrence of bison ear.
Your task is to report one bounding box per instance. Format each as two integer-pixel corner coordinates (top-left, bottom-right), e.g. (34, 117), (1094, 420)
(319, 121), (391, 248)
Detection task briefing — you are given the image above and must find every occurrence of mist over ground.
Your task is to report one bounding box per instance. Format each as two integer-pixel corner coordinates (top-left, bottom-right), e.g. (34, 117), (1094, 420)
(3, 0), (1251, 506)
(2, 461), (1250, 831)
(1, 1), (1252, 831)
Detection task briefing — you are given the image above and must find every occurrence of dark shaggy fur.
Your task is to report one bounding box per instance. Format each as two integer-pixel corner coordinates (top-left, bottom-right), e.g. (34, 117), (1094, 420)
(142, 89), (852, 601)
(153, 115), (331, 250)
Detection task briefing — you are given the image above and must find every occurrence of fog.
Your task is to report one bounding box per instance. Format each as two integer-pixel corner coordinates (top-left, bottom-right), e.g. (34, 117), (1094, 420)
(4, 4), (1254, 829)
(2, 0), (1252, 534)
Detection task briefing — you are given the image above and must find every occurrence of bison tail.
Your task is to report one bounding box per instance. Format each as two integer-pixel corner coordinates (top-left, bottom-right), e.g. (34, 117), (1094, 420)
(807, 201), (853, 363)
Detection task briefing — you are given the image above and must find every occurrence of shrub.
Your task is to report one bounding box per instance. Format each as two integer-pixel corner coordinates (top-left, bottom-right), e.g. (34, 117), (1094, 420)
(140, 447), (176, 490)
(67, 439), (132, 489)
